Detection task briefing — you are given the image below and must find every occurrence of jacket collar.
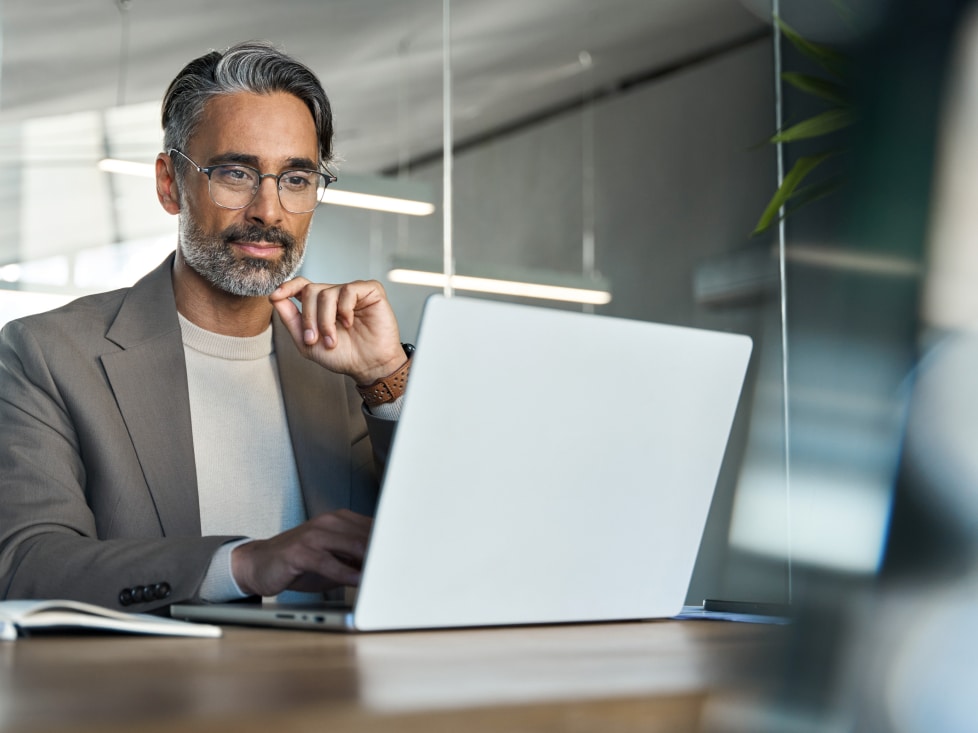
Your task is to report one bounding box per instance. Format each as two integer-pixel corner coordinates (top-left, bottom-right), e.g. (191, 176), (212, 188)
(101, 254), (201, 536)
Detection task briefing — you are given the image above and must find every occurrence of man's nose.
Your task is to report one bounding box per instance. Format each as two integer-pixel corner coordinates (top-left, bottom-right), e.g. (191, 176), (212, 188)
(246, 174), (285, 226)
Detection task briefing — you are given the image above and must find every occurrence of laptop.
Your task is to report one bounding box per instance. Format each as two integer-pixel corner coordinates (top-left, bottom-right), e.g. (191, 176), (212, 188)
(171, 295), (752, 632)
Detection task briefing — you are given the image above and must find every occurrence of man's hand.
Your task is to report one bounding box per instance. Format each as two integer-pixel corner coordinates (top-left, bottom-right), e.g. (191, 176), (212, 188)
(270, 278), (405, 384)
(230, 510), (373, 597)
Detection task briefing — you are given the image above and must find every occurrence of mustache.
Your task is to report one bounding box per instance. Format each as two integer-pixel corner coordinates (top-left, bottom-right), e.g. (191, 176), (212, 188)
(222, 224), (296, 249)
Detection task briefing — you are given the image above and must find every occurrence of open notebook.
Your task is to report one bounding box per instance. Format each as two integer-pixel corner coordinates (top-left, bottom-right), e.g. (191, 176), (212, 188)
(1, 599), (221, 639)
(172, 295), (752, 632)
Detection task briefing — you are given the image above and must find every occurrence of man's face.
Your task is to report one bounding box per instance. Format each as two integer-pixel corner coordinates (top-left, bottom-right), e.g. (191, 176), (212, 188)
(176, 91), (320, 297)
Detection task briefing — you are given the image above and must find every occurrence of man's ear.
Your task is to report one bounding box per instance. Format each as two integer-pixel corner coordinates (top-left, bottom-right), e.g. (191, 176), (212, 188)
(156, 153), (181, 215)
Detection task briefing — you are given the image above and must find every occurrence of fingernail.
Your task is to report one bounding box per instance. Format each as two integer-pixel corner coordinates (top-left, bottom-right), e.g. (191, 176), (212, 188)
(324, 335), (335, 348)
(304, 329), (316, 344)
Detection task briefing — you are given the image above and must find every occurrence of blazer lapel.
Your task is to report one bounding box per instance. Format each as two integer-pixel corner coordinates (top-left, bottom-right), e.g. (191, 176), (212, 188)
(274, 316), (353, 518)
(100, 255), (201, 537)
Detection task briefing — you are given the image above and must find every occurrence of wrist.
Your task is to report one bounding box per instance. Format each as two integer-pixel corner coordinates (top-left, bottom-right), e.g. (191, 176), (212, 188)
(356, 343), (415, 406)
(352, 352), (407, 386)
(230, 541), (259, 596)
(199, 540), (252, 602)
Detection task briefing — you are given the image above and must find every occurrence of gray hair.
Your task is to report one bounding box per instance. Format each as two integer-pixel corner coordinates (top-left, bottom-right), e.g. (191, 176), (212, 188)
(162, 40), (334, 169)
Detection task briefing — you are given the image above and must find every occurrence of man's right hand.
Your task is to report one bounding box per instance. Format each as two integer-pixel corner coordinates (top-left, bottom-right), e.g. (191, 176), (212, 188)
(230, 510), (373, 597)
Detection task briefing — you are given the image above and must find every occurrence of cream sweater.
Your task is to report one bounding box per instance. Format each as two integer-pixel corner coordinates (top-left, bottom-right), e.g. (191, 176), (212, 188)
(179, 314), (305, 601)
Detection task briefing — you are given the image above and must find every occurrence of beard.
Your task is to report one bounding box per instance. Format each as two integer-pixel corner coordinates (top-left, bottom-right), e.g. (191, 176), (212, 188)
(178, 210), (306, 297)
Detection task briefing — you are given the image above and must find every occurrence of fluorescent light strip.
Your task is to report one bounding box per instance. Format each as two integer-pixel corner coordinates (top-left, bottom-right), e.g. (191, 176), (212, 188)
(319, 190), (435, 217)
(784, 244), (921, 277)
(388, 268), (612, 305)
(97, 159), (435, 216)
(98, 158), (155, 177)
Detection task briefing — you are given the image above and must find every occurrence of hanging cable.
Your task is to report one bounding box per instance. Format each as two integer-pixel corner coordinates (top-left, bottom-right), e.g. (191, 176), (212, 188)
(101, 0), (133, 247)
(441, 0), (454, 297)
(115, 0), (132, 107)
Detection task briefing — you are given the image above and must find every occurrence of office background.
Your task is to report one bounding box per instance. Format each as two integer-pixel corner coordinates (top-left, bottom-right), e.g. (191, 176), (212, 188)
(0, 0), (934, 612)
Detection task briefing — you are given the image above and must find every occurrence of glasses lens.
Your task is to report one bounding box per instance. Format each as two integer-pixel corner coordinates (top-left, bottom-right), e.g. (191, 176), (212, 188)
(279, 170), (329, 213)
(208, 165), (260, 209)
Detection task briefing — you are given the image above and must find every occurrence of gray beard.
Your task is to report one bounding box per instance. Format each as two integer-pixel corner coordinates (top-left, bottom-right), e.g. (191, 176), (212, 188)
(179, 213), (306, 297)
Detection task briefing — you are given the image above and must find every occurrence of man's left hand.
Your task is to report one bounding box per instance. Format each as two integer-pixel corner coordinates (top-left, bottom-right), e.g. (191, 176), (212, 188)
(270, 278), (405, 384)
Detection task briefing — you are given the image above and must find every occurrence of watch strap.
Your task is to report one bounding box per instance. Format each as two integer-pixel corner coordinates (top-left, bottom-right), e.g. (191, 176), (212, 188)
(355, 344), (415, 406)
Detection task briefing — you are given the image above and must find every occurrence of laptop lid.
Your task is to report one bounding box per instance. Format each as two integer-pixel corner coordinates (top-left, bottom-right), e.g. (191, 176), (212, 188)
(352, 295), (752, 631)
(173, 295), (751, 632)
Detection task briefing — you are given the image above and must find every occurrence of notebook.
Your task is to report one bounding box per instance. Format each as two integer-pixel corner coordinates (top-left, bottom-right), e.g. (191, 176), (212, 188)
(171, 294), (752, 632)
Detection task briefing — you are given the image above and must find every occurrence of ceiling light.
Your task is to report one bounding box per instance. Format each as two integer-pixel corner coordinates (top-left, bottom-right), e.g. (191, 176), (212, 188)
(98, 158), (155, 177)
(784, 243), (920, 277)
(0, 264), (23, 283)
(387, 258), (612, 305)
(321, 173), (435, 217)
(319, 190), (435, 216)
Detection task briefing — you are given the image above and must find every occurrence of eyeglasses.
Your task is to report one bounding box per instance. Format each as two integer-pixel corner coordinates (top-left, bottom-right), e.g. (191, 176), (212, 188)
(168, 148), (337, 214)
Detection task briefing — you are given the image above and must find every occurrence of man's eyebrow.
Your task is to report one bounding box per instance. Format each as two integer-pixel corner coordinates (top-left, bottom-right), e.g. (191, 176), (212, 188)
(208, 152), (319, 171)
(286, 156), (319, 171)
(208, 151), (261, 168)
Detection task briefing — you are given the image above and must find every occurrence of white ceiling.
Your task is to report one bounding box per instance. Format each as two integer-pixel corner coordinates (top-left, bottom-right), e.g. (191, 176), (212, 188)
(0, 0), (768, 173)
(0, 0), (772, 273)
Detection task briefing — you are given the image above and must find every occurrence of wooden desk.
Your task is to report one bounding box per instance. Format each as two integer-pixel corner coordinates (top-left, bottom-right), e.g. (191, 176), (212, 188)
(0, 619), (782, 733)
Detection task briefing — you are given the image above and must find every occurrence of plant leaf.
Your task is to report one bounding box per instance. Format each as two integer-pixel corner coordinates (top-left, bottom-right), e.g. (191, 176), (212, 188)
(786, 175), (845, 209)
(770, 108), (854, 144)
(781, 72), (848, 106)
(776, 16), (847, 78)
(753, 152), (836, 236)
(781, 176), (845, 219)
(759, 177), (846, 231)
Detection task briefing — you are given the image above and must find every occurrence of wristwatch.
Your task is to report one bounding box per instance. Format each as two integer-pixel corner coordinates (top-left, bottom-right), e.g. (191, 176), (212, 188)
(356, 343), (415, 406)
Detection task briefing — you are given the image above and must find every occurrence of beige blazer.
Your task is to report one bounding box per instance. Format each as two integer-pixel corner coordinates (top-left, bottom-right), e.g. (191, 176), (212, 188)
(0, 255), (393, 611)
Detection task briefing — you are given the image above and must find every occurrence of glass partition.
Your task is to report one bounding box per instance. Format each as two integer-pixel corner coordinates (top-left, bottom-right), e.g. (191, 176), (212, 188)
(0, 0), (794, 607)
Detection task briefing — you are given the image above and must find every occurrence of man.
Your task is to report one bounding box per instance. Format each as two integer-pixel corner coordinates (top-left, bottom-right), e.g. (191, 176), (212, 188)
(0, 41), (410, 612)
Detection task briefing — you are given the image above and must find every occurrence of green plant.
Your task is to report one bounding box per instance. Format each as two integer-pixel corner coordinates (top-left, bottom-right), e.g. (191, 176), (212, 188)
(753, 16), (854, 236)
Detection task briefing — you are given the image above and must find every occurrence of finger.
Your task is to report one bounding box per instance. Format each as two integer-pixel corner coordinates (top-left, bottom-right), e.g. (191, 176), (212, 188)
(271, 296), (304, 347)
(303, 534), (369, 577)
(297, 285), (325, 346)
(284, 546), (363, 589)
(317, 554), (364, 585)
(271, 277), (320, 347)
(288, 571), (351, 594)
(335, 283), (363, 330)
(332, 549), (365, 571)
(308, 554), (363, 587)
(316, 287), (340, 348)
(269, 276), (313, 302)
(279, 530), (366, 582)
(310, 509), (374, 536)
(306, 513), (370, 548)
(331, 509), (375, 532)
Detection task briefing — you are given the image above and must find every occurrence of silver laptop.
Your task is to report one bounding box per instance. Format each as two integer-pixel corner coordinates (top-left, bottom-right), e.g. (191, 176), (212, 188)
(172, 295), (752, 632)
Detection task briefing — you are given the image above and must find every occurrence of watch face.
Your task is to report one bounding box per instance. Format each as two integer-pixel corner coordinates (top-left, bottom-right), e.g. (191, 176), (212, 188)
(402, 342), (416, 357)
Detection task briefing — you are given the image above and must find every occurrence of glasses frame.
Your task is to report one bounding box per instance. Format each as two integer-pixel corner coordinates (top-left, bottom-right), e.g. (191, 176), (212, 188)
(168, 148), (337, 214)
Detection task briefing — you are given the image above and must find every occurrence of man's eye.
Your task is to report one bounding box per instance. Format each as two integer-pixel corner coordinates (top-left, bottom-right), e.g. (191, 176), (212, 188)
(214, 167), (254, 184)
(282, 173), (313, 190)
